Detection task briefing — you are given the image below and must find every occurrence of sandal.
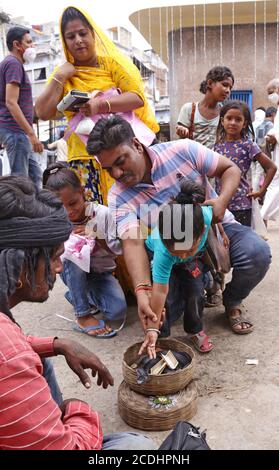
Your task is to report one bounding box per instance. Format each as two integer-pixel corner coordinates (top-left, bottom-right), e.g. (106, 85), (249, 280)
(190, 331), (213, 353)
(73, 319), (117, 338)
(204, 291), (223, 308)
(226, 305), (254, 335)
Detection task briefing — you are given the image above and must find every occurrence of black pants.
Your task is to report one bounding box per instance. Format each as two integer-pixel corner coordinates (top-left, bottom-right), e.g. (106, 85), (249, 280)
(161, 260), (207, 337)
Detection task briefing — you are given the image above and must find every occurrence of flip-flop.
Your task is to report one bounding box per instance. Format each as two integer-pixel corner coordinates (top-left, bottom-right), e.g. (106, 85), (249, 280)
(73, 319), (117, 338)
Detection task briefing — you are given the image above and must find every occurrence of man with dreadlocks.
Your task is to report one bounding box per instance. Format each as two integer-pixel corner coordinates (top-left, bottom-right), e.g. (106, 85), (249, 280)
(0, 176), (156, 450)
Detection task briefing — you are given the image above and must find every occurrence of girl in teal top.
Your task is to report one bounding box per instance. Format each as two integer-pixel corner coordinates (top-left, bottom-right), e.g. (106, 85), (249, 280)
(140, 179), (229, 357)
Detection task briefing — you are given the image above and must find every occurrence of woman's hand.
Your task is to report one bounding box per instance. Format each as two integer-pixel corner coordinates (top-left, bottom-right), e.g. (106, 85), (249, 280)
(136, 291), (157, 331)
(138, 331), (159, 359)
(79, 97), (100, 116)
(55, 62), (76, 82)
(53, 338), (114, 389)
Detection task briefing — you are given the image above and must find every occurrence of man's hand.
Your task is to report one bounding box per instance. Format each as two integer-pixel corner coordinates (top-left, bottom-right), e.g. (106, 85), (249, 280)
(53, 338), (114, 389)
(29, 133), (44, 153)
(136, 291), (157, 331)
(202, 197), (227, 223)
(176, 124), (189, 138)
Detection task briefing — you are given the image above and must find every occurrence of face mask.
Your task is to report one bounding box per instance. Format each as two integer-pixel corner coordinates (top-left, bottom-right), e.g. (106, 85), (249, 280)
(23, 47), (36, 63)
(268, 92), (279, 106)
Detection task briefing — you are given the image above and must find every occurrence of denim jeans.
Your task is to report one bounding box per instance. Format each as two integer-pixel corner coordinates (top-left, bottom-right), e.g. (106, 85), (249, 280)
(102, 432), (156, 450)
(222, 222), (271, 309)
(42, 358), (63, 407)
(0, 128), (42, 189)
(61, 259), (127, 320)
(29, 152), (43, 189)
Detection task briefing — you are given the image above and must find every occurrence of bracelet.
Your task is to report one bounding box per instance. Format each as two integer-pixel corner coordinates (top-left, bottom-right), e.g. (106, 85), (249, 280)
(145, 328), (160, 335)
(135, 286), (152, 294)
(52, 76), (64, 87)
(135, 282), (152, 290)
(135, 282), (152, 295)
(105, 99), (111, 113)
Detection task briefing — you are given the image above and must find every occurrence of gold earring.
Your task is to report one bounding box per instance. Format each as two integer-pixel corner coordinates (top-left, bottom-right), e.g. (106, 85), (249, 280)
(16, 280), (23, 289)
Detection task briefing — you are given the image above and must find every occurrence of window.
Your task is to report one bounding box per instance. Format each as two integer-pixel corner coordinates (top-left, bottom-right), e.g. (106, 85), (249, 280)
(34, 68), (46, 81)
(229, 90), (253, 112)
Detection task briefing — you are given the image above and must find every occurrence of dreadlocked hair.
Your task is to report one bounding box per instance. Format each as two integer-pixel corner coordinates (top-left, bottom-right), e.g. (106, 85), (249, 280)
(0, 176), (71, 321)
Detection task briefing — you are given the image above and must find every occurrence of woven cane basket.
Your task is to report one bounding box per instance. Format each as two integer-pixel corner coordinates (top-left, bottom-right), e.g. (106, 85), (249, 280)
(118, 380), (198, 431)
(122, 338), (195, 396)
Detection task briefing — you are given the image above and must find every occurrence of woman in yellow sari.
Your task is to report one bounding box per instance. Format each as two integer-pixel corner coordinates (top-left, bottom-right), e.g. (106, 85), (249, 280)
(35, 5), (159, 205)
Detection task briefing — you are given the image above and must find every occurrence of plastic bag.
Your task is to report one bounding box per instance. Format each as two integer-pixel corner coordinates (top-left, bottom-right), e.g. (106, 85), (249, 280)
(251, 198), (268, 240)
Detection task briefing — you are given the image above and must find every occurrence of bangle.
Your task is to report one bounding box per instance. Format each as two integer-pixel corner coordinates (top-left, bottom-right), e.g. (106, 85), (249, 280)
(135, 286), (152, 294)
(105, 99), (111, 113)
(135, 282), (152, 294)
(145, 328), (160, 335)
(52, 76), (64, 87)
(135, 282), (152, 290)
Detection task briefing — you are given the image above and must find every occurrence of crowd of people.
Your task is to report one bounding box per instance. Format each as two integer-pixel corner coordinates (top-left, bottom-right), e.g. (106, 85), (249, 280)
(0, 4), (278, 451)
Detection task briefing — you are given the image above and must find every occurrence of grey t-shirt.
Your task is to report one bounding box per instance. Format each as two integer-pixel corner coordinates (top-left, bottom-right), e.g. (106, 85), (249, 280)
(177, 101), (220, 149)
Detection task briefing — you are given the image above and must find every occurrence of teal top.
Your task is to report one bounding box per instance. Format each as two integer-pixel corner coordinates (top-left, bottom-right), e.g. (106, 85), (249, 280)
(145, 206), (213, 284)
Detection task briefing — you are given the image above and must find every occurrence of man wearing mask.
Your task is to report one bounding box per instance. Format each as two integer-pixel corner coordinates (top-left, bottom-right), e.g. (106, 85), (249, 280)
(260, 79), (279, 223)
(0, 27), (43, 182)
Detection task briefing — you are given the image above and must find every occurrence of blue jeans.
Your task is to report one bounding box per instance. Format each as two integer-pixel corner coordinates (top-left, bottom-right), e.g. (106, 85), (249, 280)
(61, 259), (127, 320)
(102, 433), (156, 450)
(222, 222), (271, 309)
(0, 128), (42, 189)
(29, 152), (43, 189)
(42, 358), (63, 407)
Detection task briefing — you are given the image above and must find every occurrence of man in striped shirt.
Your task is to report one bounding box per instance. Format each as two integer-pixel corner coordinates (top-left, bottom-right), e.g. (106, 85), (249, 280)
(0, 27), (43, 184)
(87, 116), (271, 336)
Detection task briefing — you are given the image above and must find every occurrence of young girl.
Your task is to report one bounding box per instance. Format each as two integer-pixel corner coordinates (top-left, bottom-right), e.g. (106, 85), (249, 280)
(139, 179), (229, 357)
(176, 66), (234, 149)
(214, 101), (277, 226)
(43, 163), (127, 338)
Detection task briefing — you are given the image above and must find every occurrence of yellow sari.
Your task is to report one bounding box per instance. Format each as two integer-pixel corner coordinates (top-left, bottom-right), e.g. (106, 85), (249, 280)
(53, 6), (159, 204)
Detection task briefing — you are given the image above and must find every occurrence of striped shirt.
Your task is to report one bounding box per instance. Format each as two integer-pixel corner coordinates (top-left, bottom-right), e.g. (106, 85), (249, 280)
(0, 55), (33, 132)
(108, 139), (235, 238)
(0, 313), (103, 450)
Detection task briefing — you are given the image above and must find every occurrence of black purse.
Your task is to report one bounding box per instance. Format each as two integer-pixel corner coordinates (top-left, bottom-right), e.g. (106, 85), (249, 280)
(159, 421), (210, 450)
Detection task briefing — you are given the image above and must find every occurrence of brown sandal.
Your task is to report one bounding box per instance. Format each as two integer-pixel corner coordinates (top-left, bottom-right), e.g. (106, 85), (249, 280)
(226, 306), (254, 335)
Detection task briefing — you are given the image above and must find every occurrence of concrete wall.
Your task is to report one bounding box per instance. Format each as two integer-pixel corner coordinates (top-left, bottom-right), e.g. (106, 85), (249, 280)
(169, 23), (278, 137)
